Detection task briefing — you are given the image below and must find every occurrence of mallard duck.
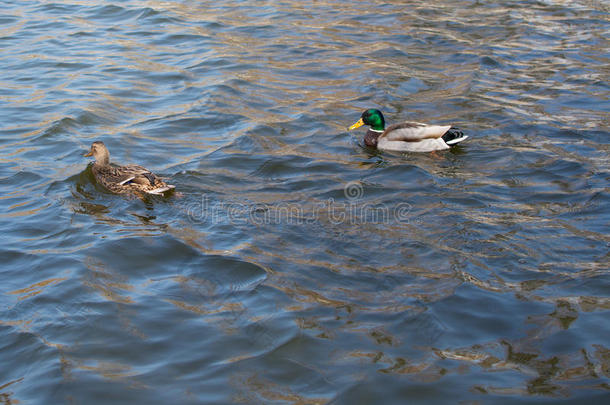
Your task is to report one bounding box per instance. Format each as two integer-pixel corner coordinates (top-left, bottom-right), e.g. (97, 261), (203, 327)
(348, 109), (468, 152)
(84, 141), (175, 195)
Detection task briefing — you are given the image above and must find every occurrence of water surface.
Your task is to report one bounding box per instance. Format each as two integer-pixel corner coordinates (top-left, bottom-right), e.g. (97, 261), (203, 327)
(1, 0), (609, 403)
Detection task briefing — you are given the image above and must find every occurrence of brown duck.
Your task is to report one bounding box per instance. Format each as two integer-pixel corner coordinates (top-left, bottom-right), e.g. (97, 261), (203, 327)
(84, 141), (175, 195)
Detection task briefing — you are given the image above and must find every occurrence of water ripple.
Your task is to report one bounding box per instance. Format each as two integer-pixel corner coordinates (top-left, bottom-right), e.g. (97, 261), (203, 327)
(0, 0), (608, 403)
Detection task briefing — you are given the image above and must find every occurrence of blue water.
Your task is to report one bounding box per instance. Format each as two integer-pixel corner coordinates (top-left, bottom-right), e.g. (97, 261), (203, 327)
(1, 1), (609, 403)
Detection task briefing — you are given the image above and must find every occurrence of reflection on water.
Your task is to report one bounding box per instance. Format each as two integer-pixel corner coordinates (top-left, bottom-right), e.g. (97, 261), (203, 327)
(0, 0), (609, 403)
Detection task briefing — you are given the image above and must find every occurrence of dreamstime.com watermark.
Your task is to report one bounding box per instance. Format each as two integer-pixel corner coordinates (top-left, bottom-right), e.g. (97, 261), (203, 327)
(184, 181), (420, 225)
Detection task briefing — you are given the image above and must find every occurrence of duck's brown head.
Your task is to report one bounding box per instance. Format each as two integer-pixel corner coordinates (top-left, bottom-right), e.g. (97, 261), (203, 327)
(84, 141), (110, 165)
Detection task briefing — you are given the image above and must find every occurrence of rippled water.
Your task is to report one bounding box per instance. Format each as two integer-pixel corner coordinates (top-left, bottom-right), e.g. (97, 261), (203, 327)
(1, 0), (609, 403)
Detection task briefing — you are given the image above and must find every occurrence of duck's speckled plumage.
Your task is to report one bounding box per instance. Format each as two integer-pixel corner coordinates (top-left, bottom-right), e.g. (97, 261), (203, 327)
(84, 141), (175, 195)
(349, 109), (468, 152)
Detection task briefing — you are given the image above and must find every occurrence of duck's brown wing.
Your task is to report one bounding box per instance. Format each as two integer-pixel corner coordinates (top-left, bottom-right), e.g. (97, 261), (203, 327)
(382, 122), (452, 142)
(119, 164), (159, 186)
(92, 164), (140, 185)
(118, 165), (175, 194)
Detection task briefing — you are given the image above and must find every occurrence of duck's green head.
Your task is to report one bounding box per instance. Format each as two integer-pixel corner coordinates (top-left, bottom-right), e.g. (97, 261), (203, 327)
(348, 109), (386, 132)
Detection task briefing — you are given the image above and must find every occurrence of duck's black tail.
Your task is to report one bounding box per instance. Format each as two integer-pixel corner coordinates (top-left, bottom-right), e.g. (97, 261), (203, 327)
(442, 127), (468, 146)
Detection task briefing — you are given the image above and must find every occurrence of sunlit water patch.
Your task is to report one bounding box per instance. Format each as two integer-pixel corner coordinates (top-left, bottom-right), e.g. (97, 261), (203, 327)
(0, 0), (608, 403)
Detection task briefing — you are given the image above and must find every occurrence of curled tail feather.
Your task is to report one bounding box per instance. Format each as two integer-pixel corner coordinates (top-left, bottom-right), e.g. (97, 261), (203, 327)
(442, 127), (468, 145)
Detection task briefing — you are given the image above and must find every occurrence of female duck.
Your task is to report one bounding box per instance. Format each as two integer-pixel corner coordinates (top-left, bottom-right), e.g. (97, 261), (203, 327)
(84, 141), (175, 195)
(348, 109), (468, 152)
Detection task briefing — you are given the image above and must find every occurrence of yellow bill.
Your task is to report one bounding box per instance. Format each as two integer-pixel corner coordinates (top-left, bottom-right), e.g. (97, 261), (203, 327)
(84, 150), (93, 157)
(348, 118), (364, 131)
